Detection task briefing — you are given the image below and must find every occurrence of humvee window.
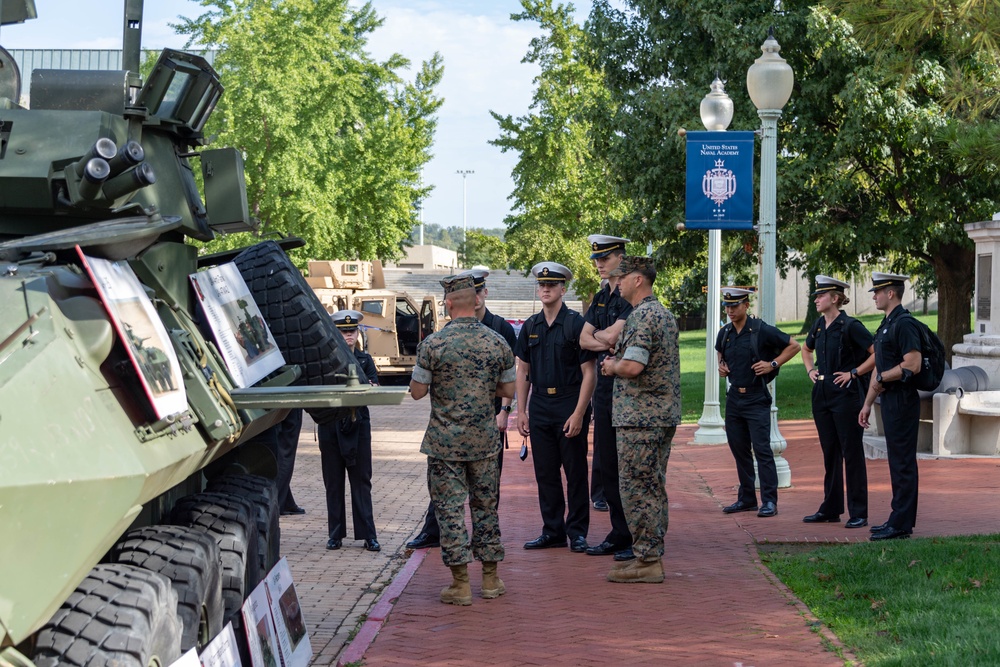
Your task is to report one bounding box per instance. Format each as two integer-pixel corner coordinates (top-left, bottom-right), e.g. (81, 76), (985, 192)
(361, 299), (384, 317)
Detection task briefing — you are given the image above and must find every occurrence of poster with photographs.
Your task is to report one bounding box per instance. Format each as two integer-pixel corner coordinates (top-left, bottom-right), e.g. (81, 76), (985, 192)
(265, 557), (312, 667)
(198, 623), (242, 667)
(190, 263), (284, 387)
(241, 583), (281, 667)
(77, 248), (186, 419)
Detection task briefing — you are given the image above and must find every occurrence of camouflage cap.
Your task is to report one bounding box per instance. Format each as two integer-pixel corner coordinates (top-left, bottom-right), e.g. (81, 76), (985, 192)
(609, 255), (656, 277)
(440, 274), (476, 294)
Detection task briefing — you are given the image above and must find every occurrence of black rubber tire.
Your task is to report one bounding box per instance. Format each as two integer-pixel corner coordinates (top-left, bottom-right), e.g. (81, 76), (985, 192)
(234, 240), (366, 424)
(110, 525), (225, 652)
(207, 473), (281, 577)
(170, 492), (261, 627)
(31, 563), (182, 667)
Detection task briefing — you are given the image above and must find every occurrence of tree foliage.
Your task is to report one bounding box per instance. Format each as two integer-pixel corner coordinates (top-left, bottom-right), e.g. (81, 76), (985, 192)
(173, 0), (442, 263)
(490, 0), (632, 299)
(586, 0), (1000, 352)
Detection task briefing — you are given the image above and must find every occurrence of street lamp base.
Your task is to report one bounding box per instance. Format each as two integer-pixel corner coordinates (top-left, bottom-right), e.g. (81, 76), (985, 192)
(693, 403), (728, 445)
(770, 403), (791, 488)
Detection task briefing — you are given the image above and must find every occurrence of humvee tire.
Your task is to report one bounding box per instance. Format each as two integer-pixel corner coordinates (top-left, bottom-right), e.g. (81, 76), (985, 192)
(110, 525), (224, 651)
(31, 564), (182, 667)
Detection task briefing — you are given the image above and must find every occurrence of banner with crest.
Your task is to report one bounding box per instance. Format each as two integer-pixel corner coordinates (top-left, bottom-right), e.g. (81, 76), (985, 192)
(684, 130), (755, 230)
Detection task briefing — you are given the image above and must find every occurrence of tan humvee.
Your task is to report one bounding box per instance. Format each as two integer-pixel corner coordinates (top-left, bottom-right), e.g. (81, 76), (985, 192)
(307, 260), (447, 380)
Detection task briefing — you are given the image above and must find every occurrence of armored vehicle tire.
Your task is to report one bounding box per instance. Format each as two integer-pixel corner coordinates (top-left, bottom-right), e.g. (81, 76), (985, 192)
(234, 240), (365, 424)
(110, 525), (225, 652)
(207, 473), (281, 577)
(31, 563), (182, 667)
(170, 493), (260, 627)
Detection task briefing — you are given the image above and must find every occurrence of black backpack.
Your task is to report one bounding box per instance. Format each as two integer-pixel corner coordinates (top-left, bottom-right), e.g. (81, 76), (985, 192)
(897, 314), (946, 391)
(721, 317), (783, 384)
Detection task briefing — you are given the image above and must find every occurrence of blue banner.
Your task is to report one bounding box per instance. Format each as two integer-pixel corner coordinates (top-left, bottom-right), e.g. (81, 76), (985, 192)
(684, 131), (755, 230)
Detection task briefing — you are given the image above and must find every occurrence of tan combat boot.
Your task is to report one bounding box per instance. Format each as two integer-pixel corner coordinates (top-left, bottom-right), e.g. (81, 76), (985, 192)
(606, 558), (665, 584)
(440, 564), (473, 605)
(481, 561), (506, 599)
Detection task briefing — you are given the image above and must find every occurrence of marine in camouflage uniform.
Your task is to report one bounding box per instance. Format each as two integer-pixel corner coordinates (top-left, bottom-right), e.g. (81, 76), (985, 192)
(600, 256), (680, 584)
(410, 275), (516, 604)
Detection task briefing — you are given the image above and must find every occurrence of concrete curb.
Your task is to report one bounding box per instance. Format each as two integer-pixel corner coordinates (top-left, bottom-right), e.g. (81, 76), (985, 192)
(337, 548), (427, 666)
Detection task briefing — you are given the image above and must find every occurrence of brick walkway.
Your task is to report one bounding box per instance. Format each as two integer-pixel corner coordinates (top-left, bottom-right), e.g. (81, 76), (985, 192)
(281, 403), (1000, 666)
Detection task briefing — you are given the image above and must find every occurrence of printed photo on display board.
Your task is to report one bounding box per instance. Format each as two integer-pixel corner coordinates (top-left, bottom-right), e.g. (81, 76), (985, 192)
(77, 248), (187, 418)
(190, 263), (284, 387)
(266, 557), (312, 666)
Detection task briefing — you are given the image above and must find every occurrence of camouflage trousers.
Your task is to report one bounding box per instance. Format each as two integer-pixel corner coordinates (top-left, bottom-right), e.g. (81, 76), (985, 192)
(427, 456), (504, 566)
(617, 426), (676, 562)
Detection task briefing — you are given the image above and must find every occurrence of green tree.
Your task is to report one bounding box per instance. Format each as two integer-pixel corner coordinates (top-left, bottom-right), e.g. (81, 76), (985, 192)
(174, 0), (442, 263)
(587, 0), (1000, 354)
(491, 0), (632, 299)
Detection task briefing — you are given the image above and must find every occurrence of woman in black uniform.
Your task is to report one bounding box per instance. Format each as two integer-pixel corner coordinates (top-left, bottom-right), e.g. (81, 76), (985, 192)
(800, 276), (875, 528)
(321, 309), (381, 551)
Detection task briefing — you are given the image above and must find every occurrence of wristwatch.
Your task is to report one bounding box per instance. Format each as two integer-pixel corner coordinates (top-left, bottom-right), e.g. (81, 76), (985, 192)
(501, 405), (512, 413)
(850, 368), (859, 378)
(770, 360), (779, 369)
(876, 373), (883, 384)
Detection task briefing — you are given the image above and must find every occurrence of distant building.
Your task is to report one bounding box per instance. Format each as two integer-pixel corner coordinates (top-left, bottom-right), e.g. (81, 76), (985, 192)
(384, 245), (459, 271)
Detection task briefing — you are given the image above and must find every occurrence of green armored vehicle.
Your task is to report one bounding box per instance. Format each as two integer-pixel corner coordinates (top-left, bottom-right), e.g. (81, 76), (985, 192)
(0, 1), (406, 663)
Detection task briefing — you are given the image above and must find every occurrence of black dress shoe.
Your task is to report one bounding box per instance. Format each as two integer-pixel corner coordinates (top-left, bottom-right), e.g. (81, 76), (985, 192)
(593, 500), (609, 512)
(524, 534), (567, 550)
(803, 512), (840, 523)
(613, 547), (636, 562)
(723, 501), (758, 514)
(570, 536), (588, 553)
(281, 505), (306, 516)
(406, 532), (440, 549)
(870, 522), (890, 533)
(870, 526), (912, 541)
(845, 517), (868, 529)
(364, 538), (381, 552)
(326, 538), (342, 550)
(757, 502), (777, 518)
(586, 540), (621, 556)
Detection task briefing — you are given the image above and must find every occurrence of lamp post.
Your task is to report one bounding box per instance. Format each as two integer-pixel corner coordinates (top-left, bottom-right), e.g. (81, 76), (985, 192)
(747, 28), (794, 487)
(692, 76), (733, 445)
(456, 169), (474, 250)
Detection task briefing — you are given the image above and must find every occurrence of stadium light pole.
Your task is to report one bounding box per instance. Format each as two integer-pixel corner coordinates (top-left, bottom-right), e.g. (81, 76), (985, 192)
(692, 76), (732, 445)
(457, 169), (474, 248)
(747, 28), (794, 486)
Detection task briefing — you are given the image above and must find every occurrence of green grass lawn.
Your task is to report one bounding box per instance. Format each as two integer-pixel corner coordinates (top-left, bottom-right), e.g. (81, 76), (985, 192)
(760, 536), (1000, 666)
(679, 312), (939, 423)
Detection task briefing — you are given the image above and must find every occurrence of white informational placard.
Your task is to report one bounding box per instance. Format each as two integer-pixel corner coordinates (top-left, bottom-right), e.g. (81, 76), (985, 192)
(242, 581), (281, 667)
(77, 248), (187, 418)
(190, 263), (284, 387)
(265, 557), (312, 667)
(167, 648), (201, 667)
(199, 623), (243, 667)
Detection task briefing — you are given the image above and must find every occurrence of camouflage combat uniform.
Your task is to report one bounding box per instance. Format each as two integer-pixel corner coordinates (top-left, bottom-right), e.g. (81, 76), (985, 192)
(612, 295), (681, 562)
(412, 316), (516, 566)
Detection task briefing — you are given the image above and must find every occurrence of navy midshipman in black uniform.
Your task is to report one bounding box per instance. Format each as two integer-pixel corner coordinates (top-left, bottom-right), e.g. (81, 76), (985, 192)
(715, 287), (800, 518)
(516, 262), (596, 553)
(321, 310), (380, 552)
(800, 275), (875, 528)
(859, 273), (923, 541)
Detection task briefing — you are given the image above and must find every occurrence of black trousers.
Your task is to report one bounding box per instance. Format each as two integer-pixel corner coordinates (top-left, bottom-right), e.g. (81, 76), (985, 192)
(419, 431), (504, 539)
(271, 408), (302, 511)
(881, 388), (920, 531)
(724, 390), (778, 505)
(529, 401), (591, 540)
(593, 396), (631, 546)
(812, 387), (868, 519)
(318, 420), (376, 541)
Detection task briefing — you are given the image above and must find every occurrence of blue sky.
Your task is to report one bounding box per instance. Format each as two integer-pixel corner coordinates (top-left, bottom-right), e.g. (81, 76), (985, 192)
(1, 0), (597, 235)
